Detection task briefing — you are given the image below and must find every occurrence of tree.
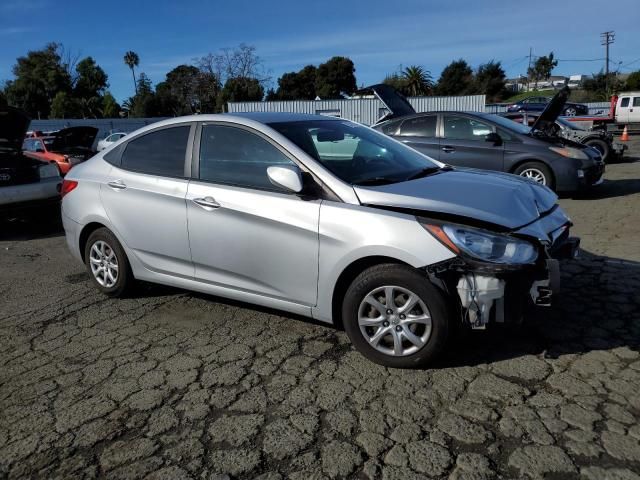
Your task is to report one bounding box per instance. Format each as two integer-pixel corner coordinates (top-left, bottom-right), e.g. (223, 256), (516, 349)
(382, 71), (408, 92)
(274, 65), (317, 100)
(401, 66), (433, 96)
(527, 52), (558, 89)
(4, 43), (72, 118)
(125, 73), (159, 117)
(435, 59), (473, 95)
(626, 70), (640, 90)
(124, 51), (140, 95)
(50, 91), (80, 118)
(218, 77), (264, 110)
(102, 92), (120, 118)
(583, 71), (623, 100)
(470, 60), (507, 102)
(73, 56), (109, 118)
(315, 56), (356, 99)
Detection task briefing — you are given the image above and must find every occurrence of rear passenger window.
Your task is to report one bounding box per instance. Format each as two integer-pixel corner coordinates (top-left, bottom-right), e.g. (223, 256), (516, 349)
(633, 98), (640, 107)
(199, 125), (295, 191)
(400, 116), (437, 137)
(620, 97), (630, 107)
(381, 120), (401, 135)
(120, 126), (189, 177)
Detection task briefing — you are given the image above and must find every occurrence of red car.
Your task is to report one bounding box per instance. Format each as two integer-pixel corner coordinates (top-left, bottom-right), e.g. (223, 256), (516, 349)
(22, 127), (98, 175)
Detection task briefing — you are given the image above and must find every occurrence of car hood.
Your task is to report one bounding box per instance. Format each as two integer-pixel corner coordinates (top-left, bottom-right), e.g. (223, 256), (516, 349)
(0, 107), (31, 153)
(354, 168), (558, 230)
(357, 84), (416, 123)
(530, 86), (570, 133)
(50, 126), (98, 151)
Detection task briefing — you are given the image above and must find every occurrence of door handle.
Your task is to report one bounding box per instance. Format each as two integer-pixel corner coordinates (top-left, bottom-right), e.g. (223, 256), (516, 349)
(107, 180), (127, 190)
(193, 196), (220, 209)
(441, 146), (456, 153)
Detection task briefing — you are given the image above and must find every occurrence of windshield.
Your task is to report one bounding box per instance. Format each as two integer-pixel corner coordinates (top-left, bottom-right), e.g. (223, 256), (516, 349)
(482, 113), (532, 135)
(269, 119), (439, 185)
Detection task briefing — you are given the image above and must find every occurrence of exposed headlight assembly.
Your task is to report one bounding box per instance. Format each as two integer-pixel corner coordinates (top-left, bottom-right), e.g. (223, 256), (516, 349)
(549, 146), (588, 160)
(421, 223), (538, 264)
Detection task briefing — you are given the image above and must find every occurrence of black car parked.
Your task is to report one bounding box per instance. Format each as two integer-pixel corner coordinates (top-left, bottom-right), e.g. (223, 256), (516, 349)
(506, 95), (588, 116)
(367, 85), (604, 192)
(501, 111), (626, 162)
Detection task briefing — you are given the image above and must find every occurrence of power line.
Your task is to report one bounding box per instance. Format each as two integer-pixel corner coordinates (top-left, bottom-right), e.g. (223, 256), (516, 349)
(601, 31), (615, 92)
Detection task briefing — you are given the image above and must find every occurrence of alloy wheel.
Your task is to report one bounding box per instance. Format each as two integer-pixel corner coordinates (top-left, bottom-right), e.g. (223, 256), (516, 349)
(564, 107), (577, 116)
(519, 168), (547, 185)
(357, 285), (432, 357)
(89, 240), (119, 288)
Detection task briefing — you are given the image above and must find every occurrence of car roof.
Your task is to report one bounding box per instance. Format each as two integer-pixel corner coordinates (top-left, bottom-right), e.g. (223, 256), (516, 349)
(226, 112), (338, 123)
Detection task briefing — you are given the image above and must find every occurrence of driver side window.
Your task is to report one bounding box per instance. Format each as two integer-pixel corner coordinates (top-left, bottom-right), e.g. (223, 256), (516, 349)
(443, 116), (493, 141)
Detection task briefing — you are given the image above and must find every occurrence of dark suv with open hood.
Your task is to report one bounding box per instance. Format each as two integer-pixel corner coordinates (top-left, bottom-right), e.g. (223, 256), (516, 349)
(368, 85), (604, 192)
(0, 107), (62, 218)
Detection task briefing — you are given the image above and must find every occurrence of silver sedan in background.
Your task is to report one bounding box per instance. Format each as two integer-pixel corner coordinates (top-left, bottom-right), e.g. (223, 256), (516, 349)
(61, 113), (578, 368)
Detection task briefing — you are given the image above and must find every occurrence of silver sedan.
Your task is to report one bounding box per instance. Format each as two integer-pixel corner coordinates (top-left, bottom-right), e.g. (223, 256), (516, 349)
(62, 113), (578, 368)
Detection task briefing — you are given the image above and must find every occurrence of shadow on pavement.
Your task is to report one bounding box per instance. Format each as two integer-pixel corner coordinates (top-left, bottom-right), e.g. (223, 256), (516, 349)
(0, 213), (64, 241)
(572, 177), (640, 200)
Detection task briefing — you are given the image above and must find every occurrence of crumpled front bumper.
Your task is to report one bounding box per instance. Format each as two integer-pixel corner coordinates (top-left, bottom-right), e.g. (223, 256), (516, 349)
(426, 206), (579, 329)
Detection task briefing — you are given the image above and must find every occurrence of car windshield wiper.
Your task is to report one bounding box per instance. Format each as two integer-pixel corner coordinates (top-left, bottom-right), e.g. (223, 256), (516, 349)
(404, 166), (442, 181)
(352, 176), (398, 186)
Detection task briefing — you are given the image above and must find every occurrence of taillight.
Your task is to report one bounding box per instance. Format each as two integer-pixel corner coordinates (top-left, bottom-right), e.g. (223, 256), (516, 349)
(61, 179), (78, 198)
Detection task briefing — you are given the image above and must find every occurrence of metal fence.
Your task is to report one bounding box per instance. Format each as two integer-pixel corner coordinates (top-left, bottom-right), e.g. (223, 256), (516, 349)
(485, 102), (611, 116)
(228, 95), (486, 125)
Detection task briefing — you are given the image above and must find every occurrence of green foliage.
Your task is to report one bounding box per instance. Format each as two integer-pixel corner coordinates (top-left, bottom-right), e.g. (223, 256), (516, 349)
(401, 66), (433, 96)
(582, 71), (624, 100)
(124, 51), (140, 95)
(5, 42), (72, 118)
(625, 71), (640, 91)
(382, 72), (408, 92)
(219, 77), (264, 109)
(274, 65), (317, 100)
(102, 92), (120, 118)
(470, 60), (507, 102)
(435, 59), (473, 96)
(315, 57), (356, 99)
(527, 52), (558, 87)
(125, 73), (160, 118)
(50, 91), (81, 118)
(74, 57), (108, 99)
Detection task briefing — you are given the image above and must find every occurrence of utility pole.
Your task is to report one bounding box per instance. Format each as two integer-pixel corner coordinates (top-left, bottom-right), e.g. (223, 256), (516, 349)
(527, 47), (532, 91)
(601, 31), (615, 94)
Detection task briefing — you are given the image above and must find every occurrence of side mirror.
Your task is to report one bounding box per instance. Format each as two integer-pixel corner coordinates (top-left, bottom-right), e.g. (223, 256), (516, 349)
(267, 165), (304, 193)
(485, 132), (502, 146)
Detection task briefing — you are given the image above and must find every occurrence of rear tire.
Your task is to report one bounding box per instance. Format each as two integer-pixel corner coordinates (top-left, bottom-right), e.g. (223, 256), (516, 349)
(514, 161), (555, 190)
(84, 227), (134, 297)
(341, 264), (450, 368)
(584, 138), (610, 162)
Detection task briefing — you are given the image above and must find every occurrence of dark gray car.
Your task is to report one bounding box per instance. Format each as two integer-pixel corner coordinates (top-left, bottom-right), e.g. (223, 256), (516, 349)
(368, 85), (604, 192)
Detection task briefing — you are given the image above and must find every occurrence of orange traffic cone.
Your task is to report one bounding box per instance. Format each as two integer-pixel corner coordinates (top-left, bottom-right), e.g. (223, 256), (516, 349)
(621, 125), (629, 141)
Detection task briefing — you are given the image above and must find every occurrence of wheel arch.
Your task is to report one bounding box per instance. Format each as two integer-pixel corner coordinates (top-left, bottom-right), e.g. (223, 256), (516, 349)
(509, 158), (556, 185)
(331, 255), (412, 330)
(79, 222), (108, 263)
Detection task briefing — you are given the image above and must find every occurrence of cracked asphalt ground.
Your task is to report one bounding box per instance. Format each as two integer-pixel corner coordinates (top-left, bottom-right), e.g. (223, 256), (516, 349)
(1, 139), (640, 480)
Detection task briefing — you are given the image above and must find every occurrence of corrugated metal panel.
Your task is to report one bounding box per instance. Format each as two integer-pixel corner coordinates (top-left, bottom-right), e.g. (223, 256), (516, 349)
(228, 95), (486, 125)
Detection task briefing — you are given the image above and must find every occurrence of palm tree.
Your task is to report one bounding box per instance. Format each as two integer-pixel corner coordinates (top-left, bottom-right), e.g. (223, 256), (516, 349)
(402, 66), (433, 96)
(124, 51), (140, 95)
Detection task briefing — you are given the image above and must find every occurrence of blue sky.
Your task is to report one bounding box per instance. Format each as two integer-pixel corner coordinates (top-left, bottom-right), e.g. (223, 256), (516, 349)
(2, 0), (639, 103)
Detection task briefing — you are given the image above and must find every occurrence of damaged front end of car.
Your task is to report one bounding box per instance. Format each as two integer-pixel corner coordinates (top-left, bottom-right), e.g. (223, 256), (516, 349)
(418, 207), (579, 330)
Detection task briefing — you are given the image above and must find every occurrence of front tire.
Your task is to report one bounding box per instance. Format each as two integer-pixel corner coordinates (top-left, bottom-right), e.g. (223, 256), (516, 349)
(84, 227), (134, 297)
(514, 161), (555, 190)
(342, 264), (450, 368)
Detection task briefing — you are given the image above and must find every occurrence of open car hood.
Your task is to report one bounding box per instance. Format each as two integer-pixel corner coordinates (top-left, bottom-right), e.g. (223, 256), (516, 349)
(529, 86), (570, 133)
(357, 84), (416, 123)
(0, 107), (31, 153)
(354, 168), (558, 230)
(50, 126), (98, 152)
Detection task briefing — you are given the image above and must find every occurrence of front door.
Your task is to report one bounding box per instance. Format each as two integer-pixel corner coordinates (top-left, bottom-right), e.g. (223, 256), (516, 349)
(440, 114), (505, 171)
(101, 124), (194, 278)
(186, 123), (320, 306)
(393, 115), (441, 161)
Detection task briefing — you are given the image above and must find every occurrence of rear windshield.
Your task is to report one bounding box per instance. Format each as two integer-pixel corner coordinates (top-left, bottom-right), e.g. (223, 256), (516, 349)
(480, 113), (531, 135)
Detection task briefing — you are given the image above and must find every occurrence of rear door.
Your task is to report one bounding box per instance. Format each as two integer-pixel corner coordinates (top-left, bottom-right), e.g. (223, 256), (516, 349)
(630, 96), (640, 123)
(394, 114), (441, 160)
(186, 122), (320, 306)
(440, 114), (504, 171)
(100, 124), (194, 277)
(617, 97), (631, 123)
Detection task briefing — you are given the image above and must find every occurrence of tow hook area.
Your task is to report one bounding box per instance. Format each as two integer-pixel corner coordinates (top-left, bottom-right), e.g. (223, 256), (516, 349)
(456, 275), (505, 330)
